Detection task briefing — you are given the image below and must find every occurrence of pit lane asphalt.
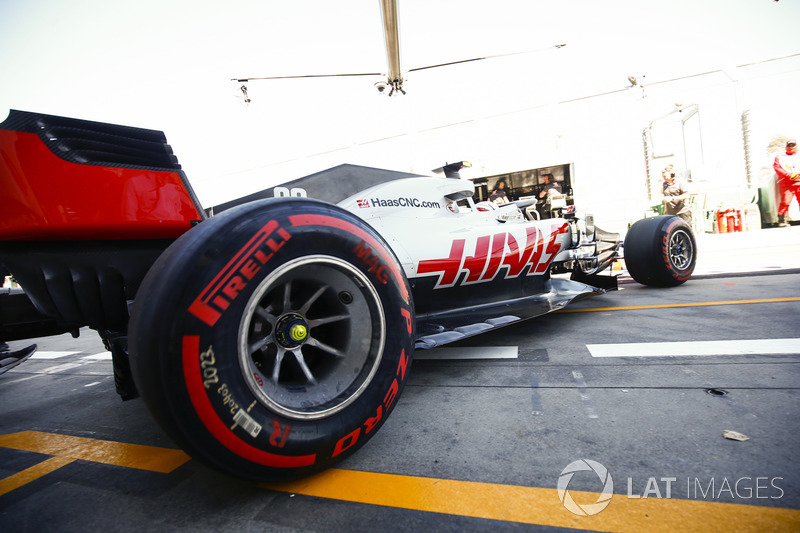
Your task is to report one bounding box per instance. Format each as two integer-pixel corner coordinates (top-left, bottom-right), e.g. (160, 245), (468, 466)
(1, 228), (799, 532)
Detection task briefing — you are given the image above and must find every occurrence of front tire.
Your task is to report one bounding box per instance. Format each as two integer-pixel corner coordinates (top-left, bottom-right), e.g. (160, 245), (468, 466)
(624, 215), (696, 286)
(128, 198), (414, 481)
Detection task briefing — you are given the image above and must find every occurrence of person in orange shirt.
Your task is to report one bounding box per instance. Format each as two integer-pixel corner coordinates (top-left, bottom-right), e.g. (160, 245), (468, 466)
(773, 139), (800, 227)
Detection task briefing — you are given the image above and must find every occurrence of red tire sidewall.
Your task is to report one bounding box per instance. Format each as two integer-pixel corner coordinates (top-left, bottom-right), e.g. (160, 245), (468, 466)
(136, 199), (414, 480)
(659, 217), (696, 284)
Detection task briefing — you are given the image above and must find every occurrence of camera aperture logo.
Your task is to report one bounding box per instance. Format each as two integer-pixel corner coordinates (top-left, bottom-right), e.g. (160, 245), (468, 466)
(557, 459), (614, 516)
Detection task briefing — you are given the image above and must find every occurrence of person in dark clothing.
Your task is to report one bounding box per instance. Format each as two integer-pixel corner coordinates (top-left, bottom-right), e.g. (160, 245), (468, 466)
(537, 174), (564, 218)
(538, 173), (562, 199)
(489, 181), (509, 204)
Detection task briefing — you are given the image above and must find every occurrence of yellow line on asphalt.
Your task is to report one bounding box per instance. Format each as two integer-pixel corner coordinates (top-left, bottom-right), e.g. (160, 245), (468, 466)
(261, 469), (800, 532)
(0, 456), (76, 497)
(0, 430), (191, 495)
(556, 297), (800, 313)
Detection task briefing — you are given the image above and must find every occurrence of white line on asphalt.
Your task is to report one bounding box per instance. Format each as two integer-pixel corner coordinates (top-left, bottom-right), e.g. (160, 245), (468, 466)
(587, 338), (800, 358)
(41, 363), (83, 373)
(414, 346), (519, 360)
(3, 375), (40, 384)
(81, 352), (112, 361)
(571, 370), (599, 419)
(31, 351), (79, 359)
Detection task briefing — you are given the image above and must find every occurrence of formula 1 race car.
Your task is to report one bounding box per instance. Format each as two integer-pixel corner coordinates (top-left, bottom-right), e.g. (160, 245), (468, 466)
(0, 110), (696, 481)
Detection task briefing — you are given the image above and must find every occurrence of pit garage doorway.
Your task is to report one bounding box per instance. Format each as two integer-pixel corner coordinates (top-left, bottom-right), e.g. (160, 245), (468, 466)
(471, 163), (574, 218)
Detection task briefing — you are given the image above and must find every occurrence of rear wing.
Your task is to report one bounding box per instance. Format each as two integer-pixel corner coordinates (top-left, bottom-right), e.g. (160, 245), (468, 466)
(0, 110), (206, 336)
(0, 109), (205, 241)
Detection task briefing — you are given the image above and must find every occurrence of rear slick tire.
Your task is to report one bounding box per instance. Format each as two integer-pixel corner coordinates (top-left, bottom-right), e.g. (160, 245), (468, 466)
(128, 198), (414, 481)
(624, 215), (696, 287)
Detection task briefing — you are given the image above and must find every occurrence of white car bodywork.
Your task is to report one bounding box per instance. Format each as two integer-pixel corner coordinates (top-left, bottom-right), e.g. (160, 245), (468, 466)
(338, 175), (593, 285)
(331, 173), (616, 348)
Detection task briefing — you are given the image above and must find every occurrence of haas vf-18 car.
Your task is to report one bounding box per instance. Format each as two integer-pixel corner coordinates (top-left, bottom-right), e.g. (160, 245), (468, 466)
(0, 110), (696, 481)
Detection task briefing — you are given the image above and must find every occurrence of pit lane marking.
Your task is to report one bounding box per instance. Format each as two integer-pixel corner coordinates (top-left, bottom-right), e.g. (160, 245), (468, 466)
(260, 468), (800, 532)
(1, 351), (113, 378)
(1, 433), (798, 530)
(571, 370), (598, 418)
(0, 431), (190, 496)
(530, 371), (544, 416)
(414, 346), (518, 360)
(40, 362), (83, 374)
(29, 351), (78, 359)
(588, 338), (800, 358)
(81, 352), (112, 360)
(0, 456), (77, 496)
(556, 296), (800, 313)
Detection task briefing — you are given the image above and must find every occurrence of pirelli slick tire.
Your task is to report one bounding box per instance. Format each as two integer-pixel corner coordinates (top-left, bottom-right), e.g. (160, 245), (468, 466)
(128, 198), (415, 481)
(624, 215), (696, 287)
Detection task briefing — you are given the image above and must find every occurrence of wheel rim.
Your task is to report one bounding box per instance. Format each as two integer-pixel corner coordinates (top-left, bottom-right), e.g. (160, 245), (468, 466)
(668, 228), (694, 270)
(238, 255), (386, 420)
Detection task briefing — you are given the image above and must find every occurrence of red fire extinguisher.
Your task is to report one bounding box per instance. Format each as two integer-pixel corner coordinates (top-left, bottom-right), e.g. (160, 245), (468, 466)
(717, 209), (727, 233)
(726, 209), (742, 233)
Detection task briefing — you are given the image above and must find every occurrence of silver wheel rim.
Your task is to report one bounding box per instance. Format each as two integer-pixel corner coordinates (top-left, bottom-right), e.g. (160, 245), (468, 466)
(238, 255), (385, 420)
(668, 229), (694, 270)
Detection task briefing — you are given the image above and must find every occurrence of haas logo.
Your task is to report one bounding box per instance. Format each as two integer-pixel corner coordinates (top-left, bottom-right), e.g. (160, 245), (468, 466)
(417, 223), (568, 288)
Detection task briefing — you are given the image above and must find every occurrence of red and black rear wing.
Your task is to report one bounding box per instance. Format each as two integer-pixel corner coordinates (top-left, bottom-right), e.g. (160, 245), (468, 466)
(0, 110), (206, 337)
(0, 109), (205, 241)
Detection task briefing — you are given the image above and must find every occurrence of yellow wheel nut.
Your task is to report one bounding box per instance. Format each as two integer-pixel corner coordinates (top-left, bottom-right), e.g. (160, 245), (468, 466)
(290, 323), (307, 342)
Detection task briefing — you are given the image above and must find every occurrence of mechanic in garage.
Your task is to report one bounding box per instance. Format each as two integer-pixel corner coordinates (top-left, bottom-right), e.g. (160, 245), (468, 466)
(538, 173), (562, 199)
(489, 180), (510, 204)
(537, 173), (563, 218)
